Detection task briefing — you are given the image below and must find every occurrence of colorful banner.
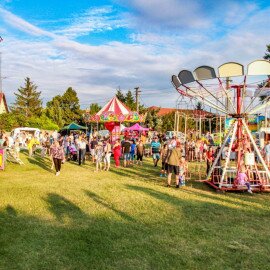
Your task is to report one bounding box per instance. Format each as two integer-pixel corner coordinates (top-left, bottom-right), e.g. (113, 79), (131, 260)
(225, 115), (265, 132)
(0, 148), (5, 170)
(88, 111), (145, 123)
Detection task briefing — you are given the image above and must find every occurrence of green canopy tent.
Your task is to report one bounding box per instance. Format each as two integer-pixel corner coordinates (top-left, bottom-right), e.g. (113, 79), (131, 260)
(60, 122), (88, 134)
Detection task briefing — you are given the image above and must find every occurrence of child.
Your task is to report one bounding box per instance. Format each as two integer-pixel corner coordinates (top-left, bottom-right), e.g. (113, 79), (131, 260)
(136, 140), (144, 165)
(179, 157), (188, 186)
(235, 166), (252, 194)
(95, 142), (104, 172)
(103, 140), (112, 171)
(14, 138), (20, 160)
(160, 144), (168, 177)
(130, 140), (136, 165)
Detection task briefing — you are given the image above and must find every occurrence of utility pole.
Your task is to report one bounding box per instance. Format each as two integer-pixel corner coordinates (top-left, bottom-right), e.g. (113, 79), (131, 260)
(134, 87), (141, 112)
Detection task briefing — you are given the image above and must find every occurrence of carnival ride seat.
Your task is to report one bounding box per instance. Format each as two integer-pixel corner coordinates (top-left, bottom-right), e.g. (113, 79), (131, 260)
(211, 166), (222, 183)
(5, 147), (24, 165)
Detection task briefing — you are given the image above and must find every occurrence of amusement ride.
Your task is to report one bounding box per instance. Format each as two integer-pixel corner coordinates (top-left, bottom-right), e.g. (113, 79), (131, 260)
(172, 60), (270, 192)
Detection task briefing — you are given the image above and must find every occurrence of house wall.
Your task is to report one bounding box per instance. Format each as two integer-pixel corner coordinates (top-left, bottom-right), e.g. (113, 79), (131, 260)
(0, 100), (7, 114)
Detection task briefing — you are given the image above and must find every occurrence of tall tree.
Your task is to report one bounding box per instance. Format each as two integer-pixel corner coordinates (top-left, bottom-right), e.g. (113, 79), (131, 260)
(46, 95), (64, 127)
(61, 87), (81, 124)
(161, 112), (175, 132)
(259, 44), (270, 101)
(125, 90), (136, 110)
(89, 103), (101, 115)
(116, 89), (125, 103)
(264, 44), (270, 60)
(196, 102), (203, 111)
(145, 108), (160, 130)
(12, 77), (42, 117)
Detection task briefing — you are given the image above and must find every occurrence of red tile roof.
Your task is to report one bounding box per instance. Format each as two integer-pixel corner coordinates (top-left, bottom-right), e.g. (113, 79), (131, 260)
(148, 106), (215, 117)
(148, 106), (176, 116)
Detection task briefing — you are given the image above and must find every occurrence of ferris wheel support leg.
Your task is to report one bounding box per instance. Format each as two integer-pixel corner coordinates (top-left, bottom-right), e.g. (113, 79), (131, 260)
(206, 120), (235, 180)
(219, 116), (222, 147)
(242, 119), (270, 182)
(236, 118), (243, 170)
(219, 122), (238, 189)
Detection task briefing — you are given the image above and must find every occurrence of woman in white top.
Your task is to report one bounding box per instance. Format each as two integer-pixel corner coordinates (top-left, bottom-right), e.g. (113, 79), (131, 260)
(78, 136), (87, 165)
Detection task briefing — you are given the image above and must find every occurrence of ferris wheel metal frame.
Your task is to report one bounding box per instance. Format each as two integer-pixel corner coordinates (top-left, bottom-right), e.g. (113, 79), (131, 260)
(172, 59), (270, 192)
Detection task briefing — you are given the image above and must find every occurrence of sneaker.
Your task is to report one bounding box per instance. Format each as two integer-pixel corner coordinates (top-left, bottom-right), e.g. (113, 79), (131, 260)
(166, 184), (171, 187)
(56, 171), (60, 176)
(175, 185), (180, 188)
(247, 189), (253, 194)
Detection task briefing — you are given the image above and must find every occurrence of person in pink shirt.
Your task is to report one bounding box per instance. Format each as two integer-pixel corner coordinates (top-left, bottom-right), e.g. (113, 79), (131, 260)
(235, 166), (252, 193)
(50, 140), (65, 176)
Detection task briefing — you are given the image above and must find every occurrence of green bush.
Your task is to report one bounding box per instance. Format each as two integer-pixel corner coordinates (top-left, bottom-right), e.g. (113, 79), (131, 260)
(0, 113), (59, 131)
(27, 114), (59, 130)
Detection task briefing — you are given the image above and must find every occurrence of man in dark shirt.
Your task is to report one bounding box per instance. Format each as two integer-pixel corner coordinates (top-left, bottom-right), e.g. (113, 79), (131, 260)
(122, 138), (131, 167)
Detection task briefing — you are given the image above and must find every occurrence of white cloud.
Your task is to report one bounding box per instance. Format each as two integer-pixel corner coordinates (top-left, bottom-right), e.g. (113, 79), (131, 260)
(54, 7), (126, 38)
(0, 7), (56, 38)
(222, 2), (258, 26)
(0, 4), (270, 110)
(123, 0), (210, 30)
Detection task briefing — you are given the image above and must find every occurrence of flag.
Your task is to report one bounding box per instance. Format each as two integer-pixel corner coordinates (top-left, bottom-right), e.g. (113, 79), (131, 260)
(0, 36), (3, 42)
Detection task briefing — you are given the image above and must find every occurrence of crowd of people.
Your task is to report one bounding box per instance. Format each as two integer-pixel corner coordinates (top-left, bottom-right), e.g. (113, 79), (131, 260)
(0, 128), (268, 192)
(0, 129), (216, 188)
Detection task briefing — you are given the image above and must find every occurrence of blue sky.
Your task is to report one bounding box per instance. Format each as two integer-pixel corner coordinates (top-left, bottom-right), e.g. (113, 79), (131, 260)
(0, 0), (270, 108)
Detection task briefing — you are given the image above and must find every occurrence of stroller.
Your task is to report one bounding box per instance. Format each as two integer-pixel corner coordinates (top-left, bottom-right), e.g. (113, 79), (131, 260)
(68, 144), (78, 161)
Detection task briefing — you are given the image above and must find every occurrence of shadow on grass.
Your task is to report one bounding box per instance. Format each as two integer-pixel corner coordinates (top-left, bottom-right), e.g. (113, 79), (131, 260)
(84, 190), (136, 222)
(0, 203), (175, 269)
(27, 155), (52, 173)
(124, 184), (270, 215)
(181, 185), (270, 211)
(44, 193), (87, 222)
(1, 192), (270, 269)
(109, 160), (163, 184)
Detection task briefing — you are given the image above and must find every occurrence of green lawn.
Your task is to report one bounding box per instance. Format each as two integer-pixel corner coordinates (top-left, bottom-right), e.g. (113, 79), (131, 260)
(1, 152), (270, 270)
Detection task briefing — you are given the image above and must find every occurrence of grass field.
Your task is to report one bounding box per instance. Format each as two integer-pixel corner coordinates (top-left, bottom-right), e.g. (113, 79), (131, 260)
(1, 152), (270, 270)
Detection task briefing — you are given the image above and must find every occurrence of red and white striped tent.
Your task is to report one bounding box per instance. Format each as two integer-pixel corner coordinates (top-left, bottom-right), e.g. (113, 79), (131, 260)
(96, 96), (131, 116)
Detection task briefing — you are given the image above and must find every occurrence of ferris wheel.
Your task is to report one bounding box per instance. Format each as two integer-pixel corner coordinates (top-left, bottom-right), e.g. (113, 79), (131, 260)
(172, 59), (270, 192)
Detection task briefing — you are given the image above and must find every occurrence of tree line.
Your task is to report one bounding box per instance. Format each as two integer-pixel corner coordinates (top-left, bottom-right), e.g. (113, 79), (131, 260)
(0, 45), (269, 132)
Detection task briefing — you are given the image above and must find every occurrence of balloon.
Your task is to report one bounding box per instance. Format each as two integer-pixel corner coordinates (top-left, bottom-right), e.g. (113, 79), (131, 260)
(104, 122), (116, 132)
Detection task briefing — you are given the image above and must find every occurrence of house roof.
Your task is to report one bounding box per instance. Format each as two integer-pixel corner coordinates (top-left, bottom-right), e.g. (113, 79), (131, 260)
(148, 106), (176, 116)
(0, 92), (9, 113)
(148, 106), (215, 117)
